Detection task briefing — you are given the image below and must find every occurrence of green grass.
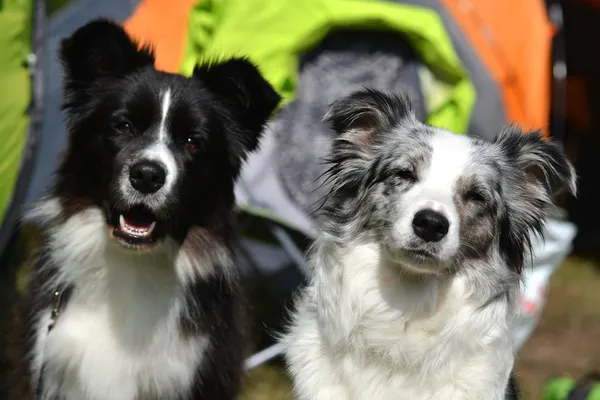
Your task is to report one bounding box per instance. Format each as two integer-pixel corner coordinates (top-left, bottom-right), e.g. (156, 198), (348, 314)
(516, 256), (600, 399)
(242, 364), (294, 400)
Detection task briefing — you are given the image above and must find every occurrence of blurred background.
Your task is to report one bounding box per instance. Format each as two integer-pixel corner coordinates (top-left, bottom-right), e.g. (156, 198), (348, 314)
(1, 0), (600, 398)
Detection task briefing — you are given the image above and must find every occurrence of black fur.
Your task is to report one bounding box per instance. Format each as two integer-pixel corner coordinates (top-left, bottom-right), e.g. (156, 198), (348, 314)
(4, 18), (280, 400)
(56, 19), (280, 238)
(324, 88), (413, 147)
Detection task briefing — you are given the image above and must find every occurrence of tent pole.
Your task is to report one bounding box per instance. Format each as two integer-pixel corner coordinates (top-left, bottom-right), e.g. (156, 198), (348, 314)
(547, 0), (567, 146)
(237, 180), (311, 370)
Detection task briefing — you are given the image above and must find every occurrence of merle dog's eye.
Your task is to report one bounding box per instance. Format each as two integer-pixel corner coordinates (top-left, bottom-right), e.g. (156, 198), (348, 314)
(465, 190), (485, 203)
(115, 121), (132, 134)
(184, 137), (198, 150)
(396, 168), (416, 182)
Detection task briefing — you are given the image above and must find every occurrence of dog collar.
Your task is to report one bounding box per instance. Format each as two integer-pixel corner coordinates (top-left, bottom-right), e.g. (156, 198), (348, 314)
(35, 288), (67, 400)
(48, 289), (64, 331)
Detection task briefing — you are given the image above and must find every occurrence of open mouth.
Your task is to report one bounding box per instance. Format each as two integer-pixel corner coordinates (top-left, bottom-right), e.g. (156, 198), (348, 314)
(109, 205), (162, 250)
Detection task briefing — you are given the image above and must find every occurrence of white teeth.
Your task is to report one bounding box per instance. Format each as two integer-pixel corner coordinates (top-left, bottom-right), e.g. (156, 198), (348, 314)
(123, 226), (151, 237)
(117, 214), (155, 238)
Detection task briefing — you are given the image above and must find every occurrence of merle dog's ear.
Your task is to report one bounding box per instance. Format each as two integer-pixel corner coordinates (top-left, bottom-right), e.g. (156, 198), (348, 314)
(193, 58), (281, 156)
(496, 126), (577, 198)
(324, 89), (414, 150)
(60, 19), (154, 92)
(495, 127), (577, 273)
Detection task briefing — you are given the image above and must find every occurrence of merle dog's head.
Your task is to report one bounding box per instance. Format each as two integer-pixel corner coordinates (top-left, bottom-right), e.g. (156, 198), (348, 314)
(320, 89), (576, 275)
(50, 19), (280, 252)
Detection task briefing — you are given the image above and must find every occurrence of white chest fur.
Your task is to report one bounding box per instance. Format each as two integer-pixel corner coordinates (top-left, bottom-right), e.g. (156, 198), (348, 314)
(284, 243), (514, 400)
(35, 252), (207, 400)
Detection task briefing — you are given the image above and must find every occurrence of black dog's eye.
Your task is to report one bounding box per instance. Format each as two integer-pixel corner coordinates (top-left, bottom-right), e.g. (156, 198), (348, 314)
(465, 190), (486, 203)
(396, 168), (416, 182)
(184, 137), (198, 151)
(115, 121), (132, 135)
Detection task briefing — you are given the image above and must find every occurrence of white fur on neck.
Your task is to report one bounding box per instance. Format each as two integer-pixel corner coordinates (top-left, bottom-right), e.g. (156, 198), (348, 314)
(30, 200), (210, 400)
(283, 240), (515, 400)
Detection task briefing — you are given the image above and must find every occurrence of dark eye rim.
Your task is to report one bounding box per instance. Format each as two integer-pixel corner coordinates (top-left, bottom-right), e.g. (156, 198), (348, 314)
(464, 189), (486, 203)
(396, 168), (416, 182)
(184, 136), (199, 150)
(114, 120), (133, 134)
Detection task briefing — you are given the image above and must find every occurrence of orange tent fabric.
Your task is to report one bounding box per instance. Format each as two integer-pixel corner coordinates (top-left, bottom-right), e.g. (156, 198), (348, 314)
(441, 0), (553, 136)
(124, 0), (197, 73)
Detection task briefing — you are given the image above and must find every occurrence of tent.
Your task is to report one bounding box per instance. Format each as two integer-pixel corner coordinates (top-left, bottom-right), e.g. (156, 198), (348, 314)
(0, 0), (578, 371)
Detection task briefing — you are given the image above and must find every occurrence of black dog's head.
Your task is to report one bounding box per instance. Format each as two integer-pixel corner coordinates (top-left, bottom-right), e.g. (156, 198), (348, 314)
(54, 19), (280, 251)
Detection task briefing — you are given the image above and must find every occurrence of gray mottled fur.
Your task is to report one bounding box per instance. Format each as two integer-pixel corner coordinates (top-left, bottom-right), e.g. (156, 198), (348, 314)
(282, 89), (576, 400)
(318, 89), (577, 277)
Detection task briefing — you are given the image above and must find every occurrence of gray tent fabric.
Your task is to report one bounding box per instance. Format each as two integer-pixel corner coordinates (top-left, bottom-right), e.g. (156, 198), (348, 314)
(24, 0), (141, 206)
(235, 31), (432, 236)
(236, 0), (507, 232)
(273, 30), (427, 215)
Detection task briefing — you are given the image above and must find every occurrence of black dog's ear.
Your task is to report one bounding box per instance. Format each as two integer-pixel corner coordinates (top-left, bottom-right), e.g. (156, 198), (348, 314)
(324, 88), (414, 150)
(193, 58), (281, 153)
(193, 58), (281, 176)
(60, 19), (154, 92)
(496, 126), (577, 198)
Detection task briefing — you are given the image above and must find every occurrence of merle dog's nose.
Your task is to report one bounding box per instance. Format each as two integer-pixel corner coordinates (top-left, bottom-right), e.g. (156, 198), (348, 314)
(412, 209), (449, 242)
(129, 161), (166, 194)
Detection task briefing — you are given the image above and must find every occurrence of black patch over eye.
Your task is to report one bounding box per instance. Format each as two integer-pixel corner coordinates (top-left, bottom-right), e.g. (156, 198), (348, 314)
(396, 168), (416, 182)
(115, 121), (133, 134)
(464, 189), (486, 203)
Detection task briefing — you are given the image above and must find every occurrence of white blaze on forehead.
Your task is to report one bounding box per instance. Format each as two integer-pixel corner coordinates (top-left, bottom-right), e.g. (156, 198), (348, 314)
(159, 88), (172, 144)
(401, 130), (473, 260)
(141, 88), (178, 193)
(422, 130), (473, 195)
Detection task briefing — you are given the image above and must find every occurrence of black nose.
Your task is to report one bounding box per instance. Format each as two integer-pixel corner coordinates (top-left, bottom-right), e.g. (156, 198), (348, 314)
(129, 161), (166, 194)
(412, 209), (449, 242)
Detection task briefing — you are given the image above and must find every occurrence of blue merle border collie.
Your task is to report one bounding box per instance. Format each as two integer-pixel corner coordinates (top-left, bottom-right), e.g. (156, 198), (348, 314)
(282, 89), (576, 400)
(5, 19), (280, 400)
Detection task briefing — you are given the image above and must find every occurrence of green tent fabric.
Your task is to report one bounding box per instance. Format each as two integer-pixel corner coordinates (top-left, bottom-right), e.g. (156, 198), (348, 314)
(0, 0), (32, 227)
(180, 0), (475, 134)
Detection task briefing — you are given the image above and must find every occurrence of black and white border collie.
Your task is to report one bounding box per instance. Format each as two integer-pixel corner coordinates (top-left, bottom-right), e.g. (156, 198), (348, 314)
(6, 19), (280, 400)
(282, 89), (576, 400)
